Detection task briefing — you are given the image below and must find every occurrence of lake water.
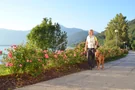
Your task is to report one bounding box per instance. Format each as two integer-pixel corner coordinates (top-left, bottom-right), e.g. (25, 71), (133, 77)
(0, 46), (11, 64)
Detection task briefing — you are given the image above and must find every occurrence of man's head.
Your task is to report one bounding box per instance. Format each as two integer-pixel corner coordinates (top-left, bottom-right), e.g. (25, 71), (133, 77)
(88, 29), (94, 36)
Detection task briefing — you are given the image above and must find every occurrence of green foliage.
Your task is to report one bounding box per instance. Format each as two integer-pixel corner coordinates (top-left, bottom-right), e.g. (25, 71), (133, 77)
(104, 39), (123, 48)
(1, 43), (86, 76)
(0, 65), (10, 75)
(128, 19), (135, 49)
(27, 18), (67, 51)
(97, 46), (128, 60)
(96, 31), (105, 46)
(1, 41), (128, 77)
(105, 13), (129, 47)
(131, 40), (135, 50)
(2, 44), (46, 76)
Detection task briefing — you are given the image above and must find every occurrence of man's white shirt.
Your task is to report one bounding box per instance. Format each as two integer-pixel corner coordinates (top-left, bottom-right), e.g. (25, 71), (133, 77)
(86, 35), (97, 48)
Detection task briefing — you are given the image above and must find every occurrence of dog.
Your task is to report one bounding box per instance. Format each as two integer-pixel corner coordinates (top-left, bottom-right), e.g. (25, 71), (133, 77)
(95, 50), (105, 70)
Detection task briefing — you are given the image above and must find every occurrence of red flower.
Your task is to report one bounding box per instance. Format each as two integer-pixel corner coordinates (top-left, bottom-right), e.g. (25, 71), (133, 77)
(6, 62), (13, 67)
(8, 52), (12, 58)
(0, 51), (2, 55)
(9, 63), (13, 66)
(19, 64), (22, 67)
(44, 54), (49, 58)
(12, 45), (17, 50)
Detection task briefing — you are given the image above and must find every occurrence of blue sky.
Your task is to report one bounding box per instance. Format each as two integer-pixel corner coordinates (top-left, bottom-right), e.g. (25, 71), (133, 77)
(0, 0), (135, 32)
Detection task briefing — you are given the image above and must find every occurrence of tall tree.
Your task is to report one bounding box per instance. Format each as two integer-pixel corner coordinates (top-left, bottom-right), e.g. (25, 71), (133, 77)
(27, 18), (67, 51)
(105, 13), (129, 47)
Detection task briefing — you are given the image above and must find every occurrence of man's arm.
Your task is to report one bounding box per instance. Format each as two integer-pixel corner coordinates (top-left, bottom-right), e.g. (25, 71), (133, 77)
(84, 40), (88, 51)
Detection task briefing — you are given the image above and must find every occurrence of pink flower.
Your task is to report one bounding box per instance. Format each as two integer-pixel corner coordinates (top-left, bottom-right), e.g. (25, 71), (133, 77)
(57, 50), (63, 54)
(57, 50), (61, 54)
(13, 46), (17, 50)
(6, 62), (13, 67)
(0, 51), (2, 55)
(19, 64), (22, 67)
(29, 60), (32, 62)
(74, 53), (76, 57)
(12, 45), (17, 50)
(44, 54), (49, 58)
(43, 50), (47, 53)
(26, 59), (29, 62)
(54, 55), (58, 58)
(63, 54), (67, 59)
(42, 64), (44, 67)
(38, 59), (42, 62)
(13, 45), (17, 47)
(6, 63), (9, 67)
(9, 63), (13, 67)
(8, 52), (12, 58)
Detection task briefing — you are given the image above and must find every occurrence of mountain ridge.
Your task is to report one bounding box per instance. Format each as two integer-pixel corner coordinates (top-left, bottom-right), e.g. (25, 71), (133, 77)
(0, 25), (99, 46)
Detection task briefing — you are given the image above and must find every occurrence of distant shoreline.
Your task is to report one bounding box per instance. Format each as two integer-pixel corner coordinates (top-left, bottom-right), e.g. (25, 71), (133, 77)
(0, 45), (11, 46)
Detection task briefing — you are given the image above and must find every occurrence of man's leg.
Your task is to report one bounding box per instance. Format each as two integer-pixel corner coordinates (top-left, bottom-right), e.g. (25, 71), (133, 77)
(88, 49), (92, 70)
(91, 49), (96, 68)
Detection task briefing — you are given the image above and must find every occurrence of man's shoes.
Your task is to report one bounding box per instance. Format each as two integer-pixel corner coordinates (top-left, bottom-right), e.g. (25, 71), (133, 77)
(89, 67), (92, 70)
(92, 65), (95, 68)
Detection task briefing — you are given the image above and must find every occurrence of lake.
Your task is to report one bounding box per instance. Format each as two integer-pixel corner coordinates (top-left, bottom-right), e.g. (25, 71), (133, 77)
(0, 46), (11, 64)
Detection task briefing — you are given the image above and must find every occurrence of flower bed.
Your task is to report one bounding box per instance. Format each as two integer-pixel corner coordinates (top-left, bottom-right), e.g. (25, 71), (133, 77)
(1, 43), (86, 76)
(0, 42), (128, 90)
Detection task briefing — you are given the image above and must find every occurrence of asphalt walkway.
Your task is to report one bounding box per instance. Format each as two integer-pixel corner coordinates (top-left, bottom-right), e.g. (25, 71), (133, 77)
(15, 51), (135, 90)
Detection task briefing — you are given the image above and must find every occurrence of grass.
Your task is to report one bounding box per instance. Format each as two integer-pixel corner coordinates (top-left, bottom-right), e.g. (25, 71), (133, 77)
(0, 65), (11, 76)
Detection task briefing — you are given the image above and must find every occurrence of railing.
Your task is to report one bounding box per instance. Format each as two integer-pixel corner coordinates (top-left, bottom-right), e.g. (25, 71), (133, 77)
(55, 41), (67, 51)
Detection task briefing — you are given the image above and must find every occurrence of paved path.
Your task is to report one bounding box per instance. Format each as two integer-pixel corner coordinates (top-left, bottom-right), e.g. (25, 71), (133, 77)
(15, 51), (135, 90)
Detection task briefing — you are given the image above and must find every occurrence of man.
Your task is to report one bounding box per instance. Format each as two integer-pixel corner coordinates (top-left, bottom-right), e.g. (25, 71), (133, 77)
(84, 29), (98, 70)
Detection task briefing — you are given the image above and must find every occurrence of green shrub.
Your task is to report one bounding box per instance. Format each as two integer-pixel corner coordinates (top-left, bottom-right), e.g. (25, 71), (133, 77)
(1, 41), (128, 77)
(2, 44), (47, 76)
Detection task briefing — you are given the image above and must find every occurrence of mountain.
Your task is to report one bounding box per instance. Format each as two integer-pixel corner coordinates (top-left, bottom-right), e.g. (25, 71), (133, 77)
(67, 30), (99, 46)
(60, 25), (99, 46)
(0, 28), (30, 45)
(0, 25), (99, 46)
(60, 25), (84, 36)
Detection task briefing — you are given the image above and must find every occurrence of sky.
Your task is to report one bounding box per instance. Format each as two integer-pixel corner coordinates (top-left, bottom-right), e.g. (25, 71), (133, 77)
(0, 0), (135, 32)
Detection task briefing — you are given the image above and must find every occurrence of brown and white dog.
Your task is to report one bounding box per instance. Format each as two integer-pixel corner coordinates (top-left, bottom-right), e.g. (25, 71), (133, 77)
(95, 50), (105, 70)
